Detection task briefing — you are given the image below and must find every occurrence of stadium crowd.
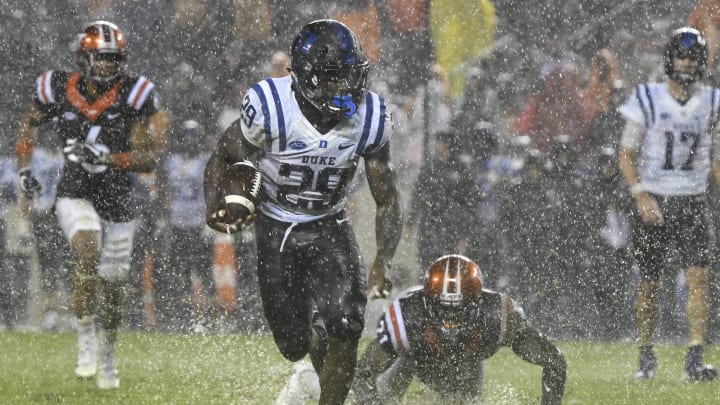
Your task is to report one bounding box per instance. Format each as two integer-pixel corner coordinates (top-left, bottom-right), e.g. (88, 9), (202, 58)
(1, 0), (719, 359)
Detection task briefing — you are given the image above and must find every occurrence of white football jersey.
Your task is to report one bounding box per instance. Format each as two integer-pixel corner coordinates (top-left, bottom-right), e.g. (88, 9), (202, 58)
(240, 76), (393, 223)
(165, 152), (210, 229)
(619, 82), (720, 196)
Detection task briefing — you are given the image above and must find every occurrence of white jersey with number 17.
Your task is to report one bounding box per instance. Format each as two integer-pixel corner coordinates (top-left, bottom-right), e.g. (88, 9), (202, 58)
(239, 75), (393, 223)
(619, 82), (720, 196)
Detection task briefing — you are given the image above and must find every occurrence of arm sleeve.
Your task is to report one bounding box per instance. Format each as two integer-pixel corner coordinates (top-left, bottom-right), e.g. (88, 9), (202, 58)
(505, 299), (567, 405)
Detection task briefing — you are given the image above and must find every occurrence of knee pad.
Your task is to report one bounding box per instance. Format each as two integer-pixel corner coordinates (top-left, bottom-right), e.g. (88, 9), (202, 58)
(98, 220), (136, 282)
(56, 198), (102, 241)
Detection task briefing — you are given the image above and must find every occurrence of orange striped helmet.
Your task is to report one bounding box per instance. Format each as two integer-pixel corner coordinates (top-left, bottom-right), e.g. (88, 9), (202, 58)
(76, 21), (127, 84)
(79, 21), (126, 55)
(424, 255), (483, 307)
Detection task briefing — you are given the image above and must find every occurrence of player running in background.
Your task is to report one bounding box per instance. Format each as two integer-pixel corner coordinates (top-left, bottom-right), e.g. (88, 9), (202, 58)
(16, 21), (164, 389)
(352, 254), (566, 404)
(204, 19), (402, 404)
(619, 27), (719, 382)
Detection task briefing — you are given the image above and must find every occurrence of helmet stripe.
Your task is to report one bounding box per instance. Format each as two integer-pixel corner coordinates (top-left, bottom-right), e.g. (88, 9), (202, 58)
(296, 32), (317, 55)
(682, 32), (696, 48)
(443, 256), (459, 297)
(101, 23), (109, 43)
(443, 257), (451, 296)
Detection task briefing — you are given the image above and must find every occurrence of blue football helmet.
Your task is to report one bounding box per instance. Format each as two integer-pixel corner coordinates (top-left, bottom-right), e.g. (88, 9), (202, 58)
(664, 27), (708, 86)
(290, 19), (369, 119)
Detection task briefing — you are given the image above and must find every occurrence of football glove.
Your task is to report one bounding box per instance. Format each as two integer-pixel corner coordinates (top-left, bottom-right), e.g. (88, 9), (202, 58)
(63, 140), (108, 165)
(18, 167), (41, 198)
(208, 197), (255, 235)
(207, 160), (262, 235)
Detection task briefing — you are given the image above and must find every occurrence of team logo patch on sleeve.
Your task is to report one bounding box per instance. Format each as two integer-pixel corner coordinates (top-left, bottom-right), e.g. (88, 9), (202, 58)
(288, 140), (307, 150)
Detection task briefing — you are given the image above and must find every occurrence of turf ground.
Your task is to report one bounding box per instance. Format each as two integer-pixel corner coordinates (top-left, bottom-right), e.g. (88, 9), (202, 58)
(1, 332), (718, 404)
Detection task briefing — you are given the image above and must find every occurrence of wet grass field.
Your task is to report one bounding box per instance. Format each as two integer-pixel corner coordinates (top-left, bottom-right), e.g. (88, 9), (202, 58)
(1, 332), (718, 404)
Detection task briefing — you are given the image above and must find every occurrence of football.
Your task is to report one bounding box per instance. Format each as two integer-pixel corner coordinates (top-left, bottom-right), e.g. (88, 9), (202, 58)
(213, 160), (262, 233)
(219, 161), (261, 201)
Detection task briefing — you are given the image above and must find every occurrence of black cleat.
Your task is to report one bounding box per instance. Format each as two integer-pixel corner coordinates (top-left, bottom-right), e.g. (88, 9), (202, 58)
(684, 345), (718, 382)
(634, 346), (657, 380)
(309, 312), (328, 373)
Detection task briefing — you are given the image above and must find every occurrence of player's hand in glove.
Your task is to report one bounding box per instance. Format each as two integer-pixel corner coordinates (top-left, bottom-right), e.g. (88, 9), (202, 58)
(207, 196), (256, 235)
(206, 161), (261, 235)
(18, 167), (41, 198)
(63, 139), (108, 165)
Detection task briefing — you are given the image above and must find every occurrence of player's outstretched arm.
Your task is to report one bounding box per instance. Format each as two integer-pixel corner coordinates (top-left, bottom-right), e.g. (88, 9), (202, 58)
(16, 103), (44, 170)
(711, 121), (720, 187)
(16, 103), (46, 211)
(713, 160), (720, 189)
(365, 144), (403, 299)
(505, 302), (566, 405)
